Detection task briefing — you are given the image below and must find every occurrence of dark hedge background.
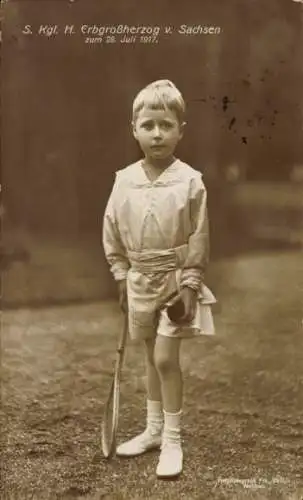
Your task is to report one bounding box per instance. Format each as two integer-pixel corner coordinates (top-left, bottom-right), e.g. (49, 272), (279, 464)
(2, 0), (303, 306)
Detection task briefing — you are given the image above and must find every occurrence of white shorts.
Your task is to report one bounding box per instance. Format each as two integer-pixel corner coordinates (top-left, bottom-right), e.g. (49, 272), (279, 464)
(157, 302), (215, 338)
(127, 269), (216, 341)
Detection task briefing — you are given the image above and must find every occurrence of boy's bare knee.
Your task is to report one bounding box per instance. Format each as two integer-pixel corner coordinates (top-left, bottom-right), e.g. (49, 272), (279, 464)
(155, 353), (178, 374)
(154, 336), (181, 374)
(144, 338), (156, 366)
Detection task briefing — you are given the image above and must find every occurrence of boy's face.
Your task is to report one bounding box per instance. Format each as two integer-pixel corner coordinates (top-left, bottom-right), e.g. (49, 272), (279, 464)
(132, 107), (185, 163)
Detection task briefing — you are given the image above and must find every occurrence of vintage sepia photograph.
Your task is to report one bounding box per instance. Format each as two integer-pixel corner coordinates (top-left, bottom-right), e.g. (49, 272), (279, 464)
(1, 1), (303, 498)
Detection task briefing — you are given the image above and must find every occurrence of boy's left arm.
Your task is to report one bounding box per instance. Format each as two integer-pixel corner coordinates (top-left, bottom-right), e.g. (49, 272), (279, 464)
(180, 173), (209, 294)
(178, 174), (209, 322)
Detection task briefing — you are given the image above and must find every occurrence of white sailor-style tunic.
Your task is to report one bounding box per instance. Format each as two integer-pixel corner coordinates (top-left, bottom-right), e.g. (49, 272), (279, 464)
(102, 158), (216, 340)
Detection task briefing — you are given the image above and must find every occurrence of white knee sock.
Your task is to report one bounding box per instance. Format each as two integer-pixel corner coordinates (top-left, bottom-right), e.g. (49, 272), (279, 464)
(146, 400), (163, 435)
(162, 410), (182, 445)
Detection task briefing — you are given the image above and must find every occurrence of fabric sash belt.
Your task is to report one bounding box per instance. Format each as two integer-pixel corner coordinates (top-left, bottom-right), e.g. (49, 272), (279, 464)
(127, 244), (188, 273)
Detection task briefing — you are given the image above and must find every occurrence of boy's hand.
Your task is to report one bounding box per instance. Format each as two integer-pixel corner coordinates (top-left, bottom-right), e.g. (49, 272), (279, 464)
(117, 279), (128, 313)
(179, 286), (197, 323)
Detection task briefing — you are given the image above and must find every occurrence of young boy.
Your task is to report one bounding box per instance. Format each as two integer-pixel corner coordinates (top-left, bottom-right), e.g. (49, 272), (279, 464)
(102, 80), (216, 478)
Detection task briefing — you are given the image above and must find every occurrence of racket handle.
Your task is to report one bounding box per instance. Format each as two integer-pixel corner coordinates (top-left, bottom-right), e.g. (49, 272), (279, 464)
(117, 314), (128, 352)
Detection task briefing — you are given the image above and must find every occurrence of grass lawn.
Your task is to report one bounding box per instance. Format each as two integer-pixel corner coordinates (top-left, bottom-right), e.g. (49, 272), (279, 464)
(1, 251), (303, 499)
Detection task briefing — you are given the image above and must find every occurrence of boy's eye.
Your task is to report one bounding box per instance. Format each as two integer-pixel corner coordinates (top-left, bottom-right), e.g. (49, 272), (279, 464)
(140, 121), (175, 131)
(161, 121), (174, 129)
(142, 122), (153, 130)
(140, 121), (153, 130)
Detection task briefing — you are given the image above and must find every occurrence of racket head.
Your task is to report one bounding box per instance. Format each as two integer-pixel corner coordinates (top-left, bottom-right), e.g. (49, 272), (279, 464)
(101, 316), (127, 459)
(101, 376), (119, 459)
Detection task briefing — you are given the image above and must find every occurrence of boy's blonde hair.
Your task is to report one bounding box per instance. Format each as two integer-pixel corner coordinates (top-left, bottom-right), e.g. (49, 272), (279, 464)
(132, 79), (186, 123)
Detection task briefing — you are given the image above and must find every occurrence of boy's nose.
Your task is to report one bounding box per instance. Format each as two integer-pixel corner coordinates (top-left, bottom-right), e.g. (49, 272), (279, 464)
(153, 125), (162, 137)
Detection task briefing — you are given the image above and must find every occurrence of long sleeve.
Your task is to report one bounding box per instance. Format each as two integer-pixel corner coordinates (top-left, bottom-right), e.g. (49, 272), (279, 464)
(180, 174), (209, 291)
(102, 174), (130, 281)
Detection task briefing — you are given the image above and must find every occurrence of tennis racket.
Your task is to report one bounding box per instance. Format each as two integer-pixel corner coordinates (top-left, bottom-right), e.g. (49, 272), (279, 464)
(101, 313), (128, 459)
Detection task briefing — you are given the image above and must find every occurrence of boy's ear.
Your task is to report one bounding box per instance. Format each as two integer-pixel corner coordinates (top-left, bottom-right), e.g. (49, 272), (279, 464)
(132, 121), (138, 140)
(179, 121), (186, 138)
